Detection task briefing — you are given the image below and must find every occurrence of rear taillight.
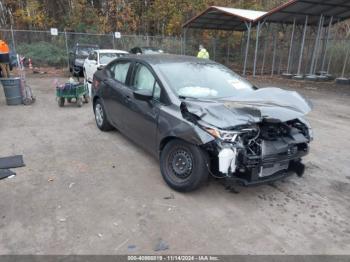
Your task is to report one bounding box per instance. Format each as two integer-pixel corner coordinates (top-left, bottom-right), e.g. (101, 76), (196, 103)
(93, 77), (100, 91)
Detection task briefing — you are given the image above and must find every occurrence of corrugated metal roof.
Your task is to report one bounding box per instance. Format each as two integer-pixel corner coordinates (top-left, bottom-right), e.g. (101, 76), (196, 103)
(183, 1), (350, 31)
(212, 7), (267, 21)
(182, 6), (267, 31)
(258, 0), (350, 25)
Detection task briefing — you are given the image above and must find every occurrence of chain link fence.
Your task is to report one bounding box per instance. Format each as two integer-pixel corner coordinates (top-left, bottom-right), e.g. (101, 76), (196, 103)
(0, 27), (349, 78)
(0, 28), (185, 69)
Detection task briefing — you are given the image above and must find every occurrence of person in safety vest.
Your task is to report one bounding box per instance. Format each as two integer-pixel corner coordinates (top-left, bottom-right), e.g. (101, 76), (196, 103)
(197, 44), (209, 59)
(0, 40), (10, 78)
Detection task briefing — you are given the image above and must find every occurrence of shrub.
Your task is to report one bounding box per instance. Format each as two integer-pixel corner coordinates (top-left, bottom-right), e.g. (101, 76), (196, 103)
(17, 42), (67, 67)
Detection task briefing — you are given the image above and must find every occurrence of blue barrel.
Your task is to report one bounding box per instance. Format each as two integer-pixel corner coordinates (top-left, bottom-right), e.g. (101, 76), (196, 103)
(0, 78), (22, 105)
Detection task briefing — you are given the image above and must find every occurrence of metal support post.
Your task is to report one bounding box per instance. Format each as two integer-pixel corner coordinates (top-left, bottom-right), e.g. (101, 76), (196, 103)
(243, 22), (252, 76)
(261, 23), (270, 75)
(321, 16), (333, 73)
(253, 21), (262, 77)
(309, 15), (323, 75)
(314, 15), (325, 75)
(341, 47), (350, 78)
(64, 30), (70, 70)
(271, 28), (278, 76)
(226, 36), (230, 65)
(183, 28), (188, 56)
(297, 16), (309, 76)
(286, 18), (296, 74)
(10, 25), (16, 55)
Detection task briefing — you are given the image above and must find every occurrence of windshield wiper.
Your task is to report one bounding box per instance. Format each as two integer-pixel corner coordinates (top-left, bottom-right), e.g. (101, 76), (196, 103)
(179, 95), (202, 100)
(179, 96), (217, 103)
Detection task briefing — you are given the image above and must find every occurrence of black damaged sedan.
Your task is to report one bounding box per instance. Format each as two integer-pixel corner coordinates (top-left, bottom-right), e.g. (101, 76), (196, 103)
(91, 55), (313, 192)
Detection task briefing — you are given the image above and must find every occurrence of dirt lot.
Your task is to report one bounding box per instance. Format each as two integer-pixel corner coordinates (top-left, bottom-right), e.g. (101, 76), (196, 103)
(0, 74), (349, 255)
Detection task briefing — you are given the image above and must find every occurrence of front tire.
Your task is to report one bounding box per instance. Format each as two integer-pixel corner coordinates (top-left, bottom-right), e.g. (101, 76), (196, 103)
(94, 99), (113, 131)
(160, 139), (209, 192)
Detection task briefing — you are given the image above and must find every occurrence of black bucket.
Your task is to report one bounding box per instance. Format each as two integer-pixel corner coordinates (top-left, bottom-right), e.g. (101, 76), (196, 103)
(0, 78), (22, 105)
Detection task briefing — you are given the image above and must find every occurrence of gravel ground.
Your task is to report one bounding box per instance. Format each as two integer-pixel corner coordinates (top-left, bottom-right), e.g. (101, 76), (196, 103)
(0, 75), (349, 255)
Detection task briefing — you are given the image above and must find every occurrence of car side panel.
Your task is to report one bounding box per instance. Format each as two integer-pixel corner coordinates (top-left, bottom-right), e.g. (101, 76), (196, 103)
(156, 104), (215, 158)
(102, 78), (128, 130)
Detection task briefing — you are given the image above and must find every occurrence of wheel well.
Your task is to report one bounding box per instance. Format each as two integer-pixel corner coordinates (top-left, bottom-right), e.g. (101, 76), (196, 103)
(159, 136), (200, 155)
(159, 136), (177, 153)
(93, 96), (100, 110)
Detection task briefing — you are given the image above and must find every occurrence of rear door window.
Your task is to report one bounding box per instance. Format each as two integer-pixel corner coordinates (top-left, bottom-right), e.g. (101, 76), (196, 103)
(109, 61), (131, 84)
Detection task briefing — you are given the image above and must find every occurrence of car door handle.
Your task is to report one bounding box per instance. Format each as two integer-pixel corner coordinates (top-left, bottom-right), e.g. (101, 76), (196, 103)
(124, 95), (131, 103)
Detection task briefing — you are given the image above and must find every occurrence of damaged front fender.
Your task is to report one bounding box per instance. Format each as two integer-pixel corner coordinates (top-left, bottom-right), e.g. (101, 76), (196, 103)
(157, 105), (215, 156)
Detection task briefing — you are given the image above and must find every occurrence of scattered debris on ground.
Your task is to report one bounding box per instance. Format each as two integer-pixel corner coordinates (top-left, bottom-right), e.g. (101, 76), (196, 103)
(127, 244), (137, 252)
(0, 155), (25, 169)
(0, 155), (25, 181)
(163, 193), (175, 200)
(154, 238), (169, 252)
(0, 169), (16, 180)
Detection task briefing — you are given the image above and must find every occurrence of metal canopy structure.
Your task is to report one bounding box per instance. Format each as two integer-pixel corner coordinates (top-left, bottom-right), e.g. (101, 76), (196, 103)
(182, 0), (350, 78)
(182, 6), (267, 31)
(258, 0), (350, 26)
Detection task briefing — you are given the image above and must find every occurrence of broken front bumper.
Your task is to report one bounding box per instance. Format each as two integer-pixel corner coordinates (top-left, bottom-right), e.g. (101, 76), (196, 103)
(210, 140), (309, 187)
(230, 160), (306, 187)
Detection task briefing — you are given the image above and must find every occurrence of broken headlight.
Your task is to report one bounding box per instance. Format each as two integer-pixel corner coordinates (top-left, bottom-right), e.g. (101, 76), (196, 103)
(202, 125), (259, 143)
(297, 117), (314, 141)
(204, 127), (240, 142)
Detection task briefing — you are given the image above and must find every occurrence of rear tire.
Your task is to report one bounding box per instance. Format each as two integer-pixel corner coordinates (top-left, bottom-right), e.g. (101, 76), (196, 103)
(77, 97), (83, 107)
(83, 95), (90, 103)
(58, 97), (65, 107)
(73, 66), (80, 77)
(94, 99), (113, 131)
(160, 139), (209, 192)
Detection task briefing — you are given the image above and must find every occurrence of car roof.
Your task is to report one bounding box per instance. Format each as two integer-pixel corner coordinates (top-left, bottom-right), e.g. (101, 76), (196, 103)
(124, 54), (217, 66)
(97, 49), (128, 54)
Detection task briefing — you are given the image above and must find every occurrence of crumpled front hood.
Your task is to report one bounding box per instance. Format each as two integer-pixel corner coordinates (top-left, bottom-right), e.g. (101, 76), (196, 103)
(180, 87), (312, 129)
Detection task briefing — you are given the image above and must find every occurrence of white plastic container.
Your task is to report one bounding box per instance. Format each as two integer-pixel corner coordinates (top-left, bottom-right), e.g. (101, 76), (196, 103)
(218, 148), (237, 174)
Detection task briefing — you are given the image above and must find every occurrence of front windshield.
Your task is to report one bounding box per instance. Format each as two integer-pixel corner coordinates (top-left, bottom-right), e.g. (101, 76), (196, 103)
(77, 47), (95, 56)
(99, 53), (125, 64)
(157, 62), (254, 99)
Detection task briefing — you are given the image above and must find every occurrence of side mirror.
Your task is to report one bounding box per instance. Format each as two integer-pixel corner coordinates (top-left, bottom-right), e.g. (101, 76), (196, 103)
(133, 89), (153, 101)
(105, 69), (113, 78)
(97, 65), (104, 70)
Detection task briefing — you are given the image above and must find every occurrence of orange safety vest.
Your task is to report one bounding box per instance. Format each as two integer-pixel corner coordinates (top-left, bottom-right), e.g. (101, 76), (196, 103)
(0, 40), (10, 53)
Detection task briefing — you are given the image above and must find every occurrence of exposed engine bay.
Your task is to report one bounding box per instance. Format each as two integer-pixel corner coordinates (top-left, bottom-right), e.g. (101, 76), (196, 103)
(180, 87), (313, 186)
(202, 119), (312, 186)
